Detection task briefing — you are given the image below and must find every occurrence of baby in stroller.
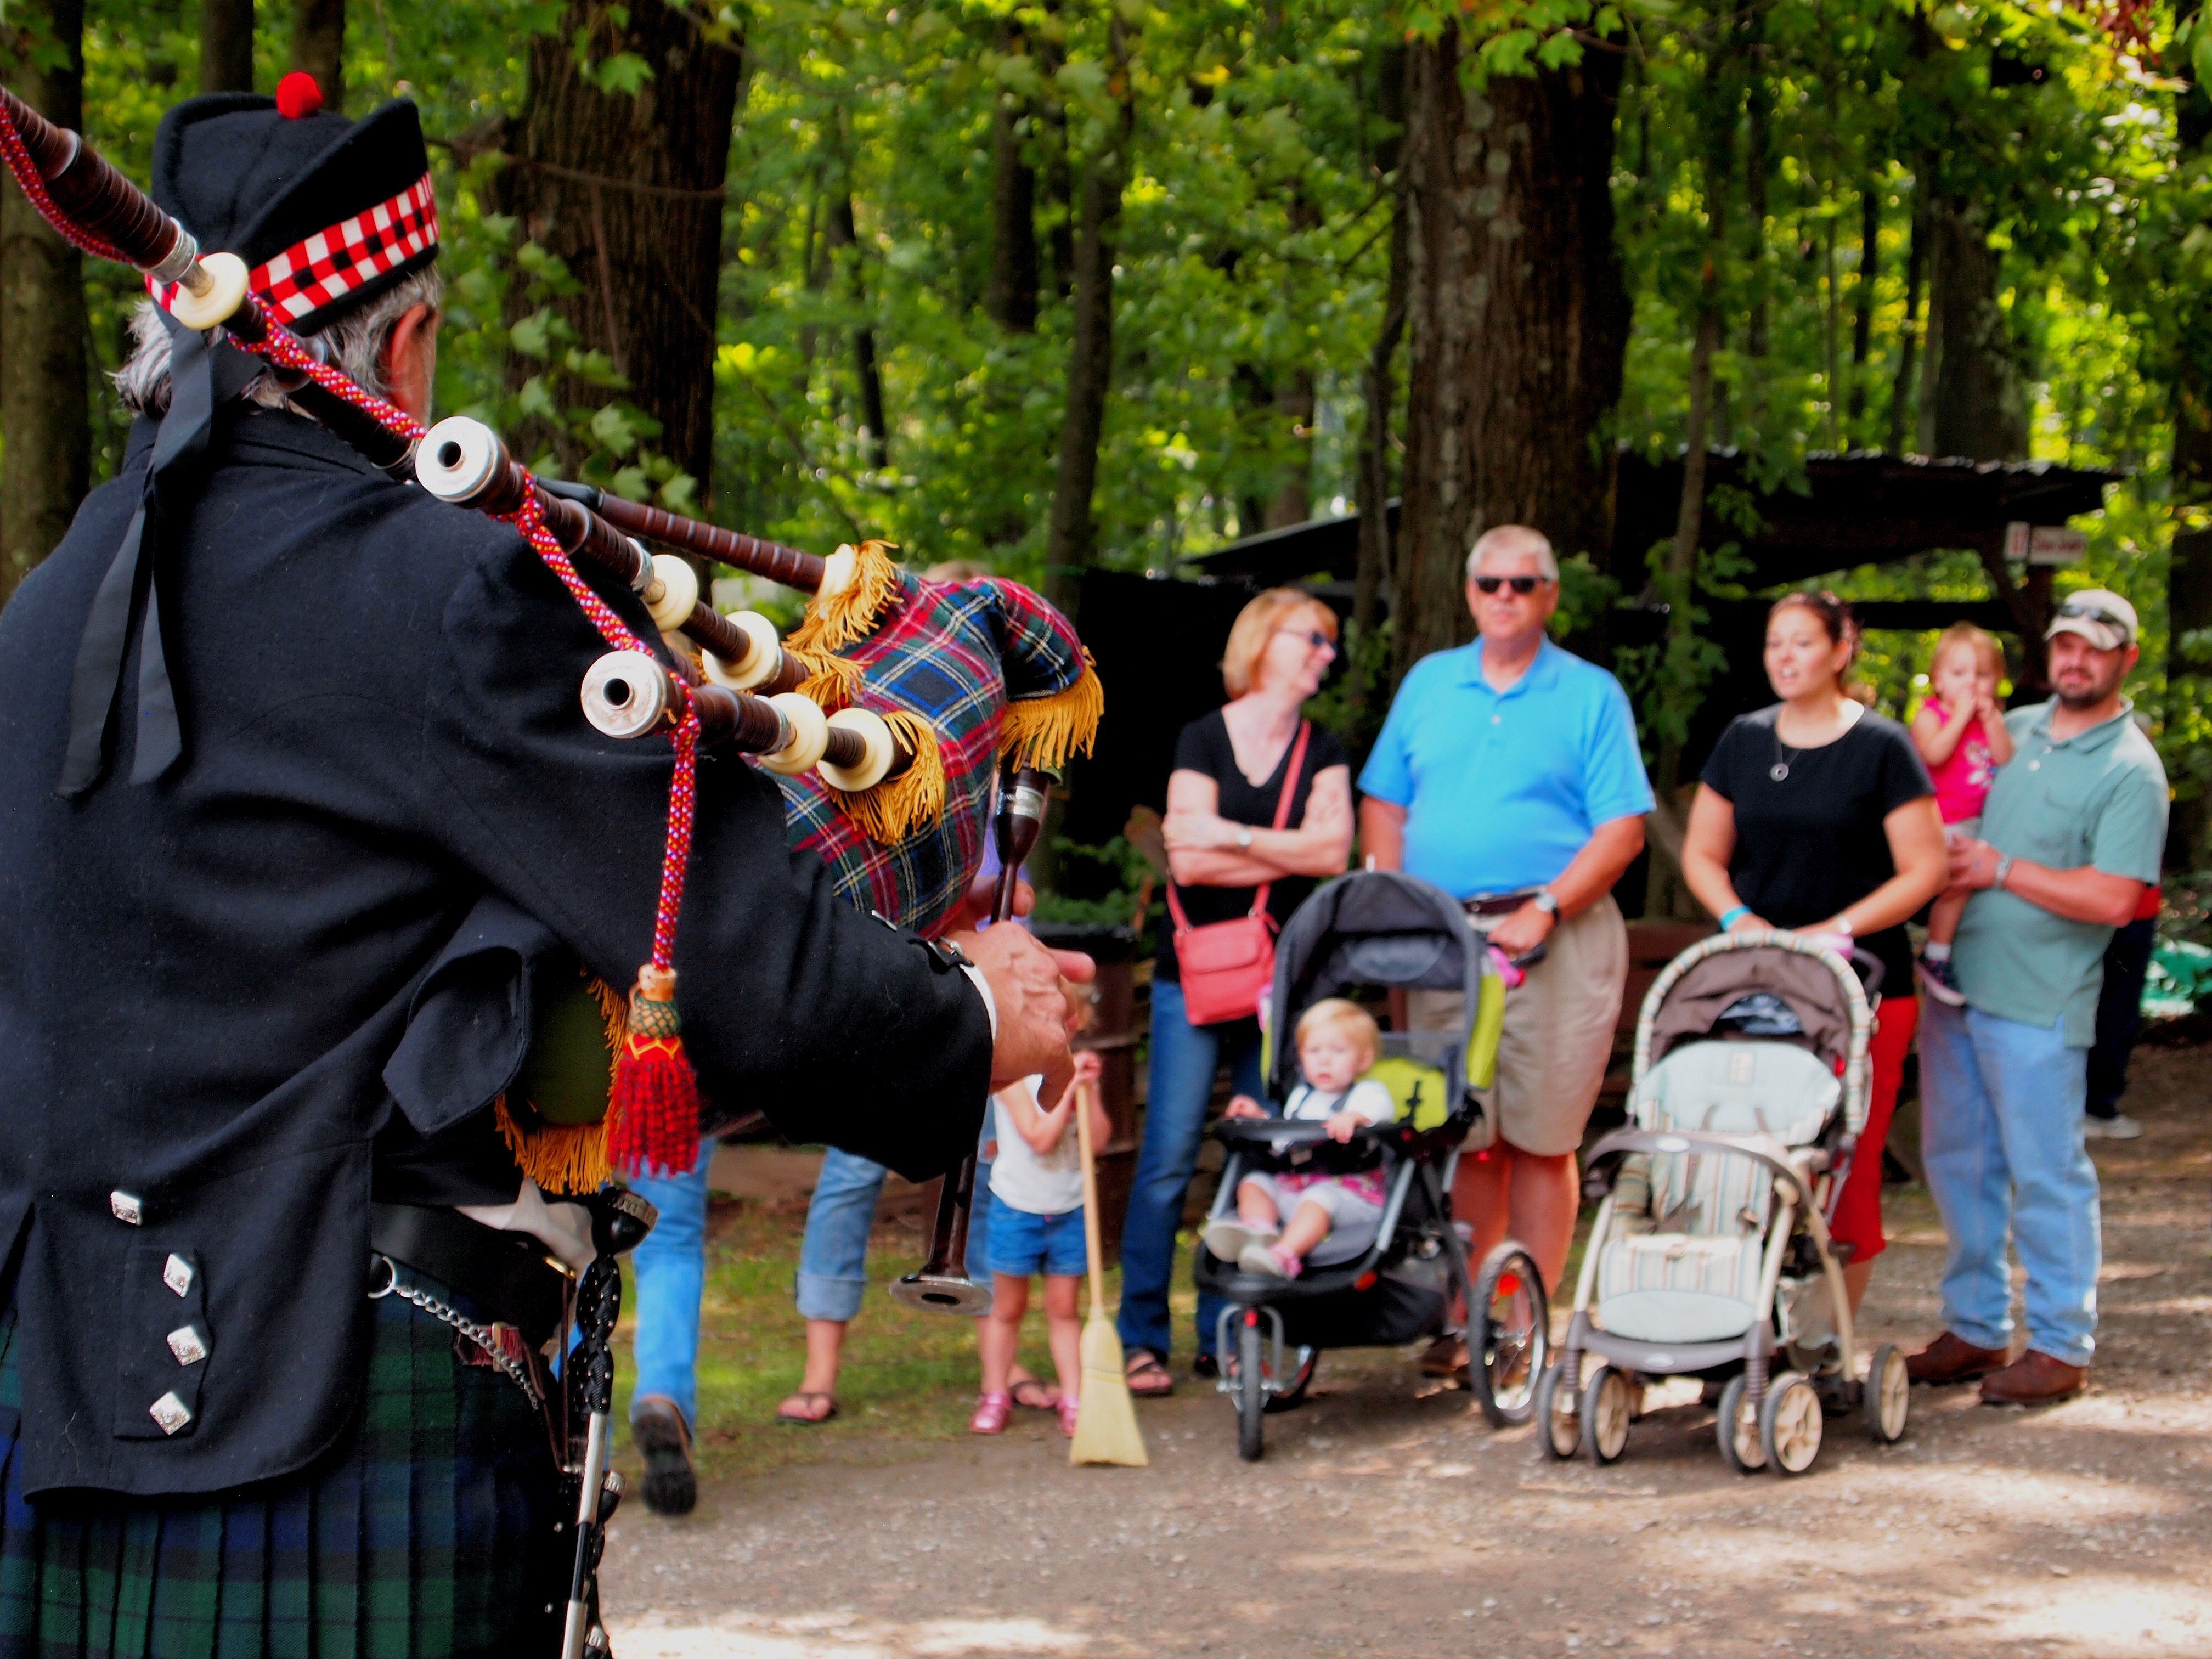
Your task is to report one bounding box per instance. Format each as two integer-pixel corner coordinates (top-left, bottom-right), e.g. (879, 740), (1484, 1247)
(1203, 999), (1396, 1278)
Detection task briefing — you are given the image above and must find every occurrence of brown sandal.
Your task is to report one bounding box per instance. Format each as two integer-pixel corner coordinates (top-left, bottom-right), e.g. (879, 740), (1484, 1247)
(776, 1390), (838, 1425)
(1419, 1336), (1469, 1380)
(1008, 1376), (1060, 1411)
(1124, 1348), (1174, 1398)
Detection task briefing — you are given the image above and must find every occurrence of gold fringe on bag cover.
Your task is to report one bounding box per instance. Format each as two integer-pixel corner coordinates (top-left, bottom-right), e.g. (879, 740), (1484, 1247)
(788, 539), (904, 656)
(1000, 652), (1103, 772)
(834, 710), (946, 842)
(789, 645), (865, 708)
(493, 1098), (613, 1195)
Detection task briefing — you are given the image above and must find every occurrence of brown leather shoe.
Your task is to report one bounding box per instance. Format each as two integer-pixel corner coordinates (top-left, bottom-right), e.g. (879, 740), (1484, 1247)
(1906, 1331), (2011, 1385)
(1979, 1350), (2087, 1406)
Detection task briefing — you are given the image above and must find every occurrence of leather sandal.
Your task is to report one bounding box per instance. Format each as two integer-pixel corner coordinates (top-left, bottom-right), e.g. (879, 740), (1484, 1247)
(1008, 1375), (1059, 1411)
(775, 1389), (838, 1425)
(1124, 1348), (1174, 1397)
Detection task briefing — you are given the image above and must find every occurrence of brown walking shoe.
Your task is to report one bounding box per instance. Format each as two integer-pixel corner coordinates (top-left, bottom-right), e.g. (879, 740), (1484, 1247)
(1905, 1331), (2011, 1385)
(1979, 1350), (2087, 1407)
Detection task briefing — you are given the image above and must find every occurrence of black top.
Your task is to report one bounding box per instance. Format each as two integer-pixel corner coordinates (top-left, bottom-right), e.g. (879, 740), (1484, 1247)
(1158, 710), (1348, 986)
(0, 408), (991, 1499)
(1700, 706), (1934, 996)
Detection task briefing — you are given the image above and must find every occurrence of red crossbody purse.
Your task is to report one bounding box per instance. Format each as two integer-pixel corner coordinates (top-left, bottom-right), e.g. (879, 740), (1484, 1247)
(1166, 720), (1312, 1026)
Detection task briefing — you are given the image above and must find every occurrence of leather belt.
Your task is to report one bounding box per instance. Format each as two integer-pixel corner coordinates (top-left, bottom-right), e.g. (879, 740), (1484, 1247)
(1463, 893), (1536, 918)
(370, 1203), (571, 1348)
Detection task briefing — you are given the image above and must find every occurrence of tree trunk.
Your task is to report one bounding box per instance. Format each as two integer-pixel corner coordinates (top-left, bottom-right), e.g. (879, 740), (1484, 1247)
(200, 0), (254, 92)
(1349, 45), (1409, 733)
(1742, 41), (1769, 368)
(1042, 23), (1132, 620)
(1266, 369), (1314, 528)
(290, 0), (343, 111)
(985, 23), (1039, 333)
(826, 190), (889, 470)
(1847, 180), (1877, 436)
(0, 0), (91, 604)
(2168, 52), (2212, 868)
(1887, 185), (1925, 454)
(1395, 37), (1629, 679)
(500, 2), (742, 497)
(1927, 192), (2026, 461)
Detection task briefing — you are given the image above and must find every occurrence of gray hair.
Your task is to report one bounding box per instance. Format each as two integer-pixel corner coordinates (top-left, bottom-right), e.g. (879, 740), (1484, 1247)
(1465, 524), (1559, 583)
(113, 269), (443, 418)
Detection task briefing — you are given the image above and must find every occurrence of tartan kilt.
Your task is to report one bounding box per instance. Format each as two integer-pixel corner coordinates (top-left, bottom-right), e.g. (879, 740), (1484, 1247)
(0, 1281), (565, 1659)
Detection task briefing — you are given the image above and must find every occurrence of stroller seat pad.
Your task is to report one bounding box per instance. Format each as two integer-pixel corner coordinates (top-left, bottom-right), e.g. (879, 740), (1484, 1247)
(1633, 1039), (1838, 1144)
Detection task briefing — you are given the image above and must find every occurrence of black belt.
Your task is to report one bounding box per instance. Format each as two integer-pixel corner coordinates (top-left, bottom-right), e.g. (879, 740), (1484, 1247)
(370, 1203), (571, 1348)
(1464, 893), (1536, 918)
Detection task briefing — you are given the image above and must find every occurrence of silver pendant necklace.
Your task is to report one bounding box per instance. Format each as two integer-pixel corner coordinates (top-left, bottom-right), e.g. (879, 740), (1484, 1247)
(1770, 727), (1805, 782)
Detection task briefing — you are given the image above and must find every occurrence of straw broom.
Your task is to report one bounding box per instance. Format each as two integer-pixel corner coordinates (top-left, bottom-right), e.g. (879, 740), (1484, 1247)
(1069, 1075), (1147, 1467)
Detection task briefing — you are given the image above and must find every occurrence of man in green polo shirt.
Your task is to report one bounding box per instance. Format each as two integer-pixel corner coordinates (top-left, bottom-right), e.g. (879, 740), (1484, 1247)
(1909, 590), (2168, 1406)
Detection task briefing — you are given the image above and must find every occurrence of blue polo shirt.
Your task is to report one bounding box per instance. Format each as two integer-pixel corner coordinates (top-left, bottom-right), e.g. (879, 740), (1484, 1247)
(1359, 639), (1654, 897)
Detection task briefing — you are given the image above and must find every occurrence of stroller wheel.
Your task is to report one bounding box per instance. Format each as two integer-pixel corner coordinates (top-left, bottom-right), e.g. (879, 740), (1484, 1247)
(1760, 1372), (1824, 1475)
(1235, 1316), (1266, 1462)
(1716, 1374), (1766, 1474)
(1469, 1243), (1548, 1427)
(1533, 1362), (1579, 1461)
(1265, 1346), (1318, 1414)
(1863, 1344), (1910, 1444)
(1579, 1365), (1633, 1464)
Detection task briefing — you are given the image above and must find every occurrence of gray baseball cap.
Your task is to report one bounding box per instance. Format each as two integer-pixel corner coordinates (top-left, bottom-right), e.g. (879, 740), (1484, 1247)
(2045, 589), (2137, 651)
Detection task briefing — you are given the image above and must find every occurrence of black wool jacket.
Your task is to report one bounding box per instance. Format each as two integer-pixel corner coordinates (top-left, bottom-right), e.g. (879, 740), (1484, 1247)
(0, 408), (991, 1498)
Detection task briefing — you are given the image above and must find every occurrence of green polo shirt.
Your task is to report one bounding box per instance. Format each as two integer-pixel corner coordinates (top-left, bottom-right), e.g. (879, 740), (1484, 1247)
(1954, 699), (2168, 1046)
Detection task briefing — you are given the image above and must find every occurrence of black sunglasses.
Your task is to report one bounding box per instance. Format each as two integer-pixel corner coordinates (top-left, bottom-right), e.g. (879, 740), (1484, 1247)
(1472, 574), (1548, 595)
(1273, 626), (1335, 650)
(2057, 600), (2130, 635)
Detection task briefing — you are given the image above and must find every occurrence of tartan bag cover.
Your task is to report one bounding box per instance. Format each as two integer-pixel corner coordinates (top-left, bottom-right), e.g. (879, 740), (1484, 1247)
(773, 573), (1091, 935)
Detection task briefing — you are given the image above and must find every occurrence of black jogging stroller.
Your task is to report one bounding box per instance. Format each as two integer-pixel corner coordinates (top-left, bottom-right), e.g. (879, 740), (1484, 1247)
(1192, 870), (1549, 1460)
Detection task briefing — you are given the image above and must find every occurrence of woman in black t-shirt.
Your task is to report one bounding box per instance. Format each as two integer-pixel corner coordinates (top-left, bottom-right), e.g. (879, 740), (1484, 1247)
(1118, 589), (1353, 1395)
(1681, 590), (1946, 1315)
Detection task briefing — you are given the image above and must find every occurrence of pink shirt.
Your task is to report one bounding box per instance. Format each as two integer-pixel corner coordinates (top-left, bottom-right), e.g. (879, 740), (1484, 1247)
(1926, 703), (1996, 824)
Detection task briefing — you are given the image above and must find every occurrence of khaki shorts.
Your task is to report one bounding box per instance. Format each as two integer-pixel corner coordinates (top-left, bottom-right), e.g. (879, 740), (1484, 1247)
(1407, 893), (1629, 1158)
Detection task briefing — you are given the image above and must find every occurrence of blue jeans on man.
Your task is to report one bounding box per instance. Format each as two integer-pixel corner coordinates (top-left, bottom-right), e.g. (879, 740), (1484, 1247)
(1917, 1002), (2101, 1368)
(794, 1144), (1000, 1323)
(1116, 977), (1263, 1365)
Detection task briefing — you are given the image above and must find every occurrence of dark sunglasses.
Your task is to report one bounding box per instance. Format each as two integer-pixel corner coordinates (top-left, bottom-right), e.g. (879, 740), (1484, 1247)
(1472, 574), (1549, 595)
(1274, 626), (1335, 651)
(2057, 600), (2131, 636)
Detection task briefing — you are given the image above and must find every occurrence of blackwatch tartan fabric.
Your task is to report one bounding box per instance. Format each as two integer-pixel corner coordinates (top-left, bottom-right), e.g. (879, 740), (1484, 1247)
(0, 1282), (564, 1659)
(776, 572), (1087, 935)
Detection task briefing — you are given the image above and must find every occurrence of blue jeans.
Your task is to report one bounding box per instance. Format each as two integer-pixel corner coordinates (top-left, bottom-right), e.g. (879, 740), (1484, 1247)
(1117, 977), (1263, 1363)
(793, 1142), (1000, 1323)
(628, 1143), (716, 1431)
(1919, 1002), (2101, 1367)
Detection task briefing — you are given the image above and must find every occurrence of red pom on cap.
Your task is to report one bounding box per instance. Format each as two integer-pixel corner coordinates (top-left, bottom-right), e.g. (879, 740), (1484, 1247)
(275, 72), (324, 119)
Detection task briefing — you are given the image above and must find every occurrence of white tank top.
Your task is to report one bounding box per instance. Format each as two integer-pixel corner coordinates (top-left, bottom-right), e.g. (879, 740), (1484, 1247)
(987, 1076), (1085, 1216)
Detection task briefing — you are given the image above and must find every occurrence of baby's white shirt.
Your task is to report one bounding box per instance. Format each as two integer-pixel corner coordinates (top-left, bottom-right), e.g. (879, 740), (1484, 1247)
(1282, 1078), (1396, 1126)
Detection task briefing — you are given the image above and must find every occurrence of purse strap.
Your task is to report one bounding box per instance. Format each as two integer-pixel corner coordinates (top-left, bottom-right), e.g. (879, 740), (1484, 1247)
(1166, 719), (1313, 934)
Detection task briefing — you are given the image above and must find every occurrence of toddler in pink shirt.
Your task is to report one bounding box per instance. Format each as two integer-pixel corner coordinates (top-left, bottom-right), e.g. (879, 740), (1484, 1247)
(1911, 623), (2015, 1003)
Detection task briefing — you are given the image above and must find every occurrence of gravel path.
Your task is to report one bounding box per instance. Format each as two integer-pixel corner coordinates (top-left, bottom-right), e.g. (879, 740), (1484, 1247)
(601, 1045), (2211, 1658)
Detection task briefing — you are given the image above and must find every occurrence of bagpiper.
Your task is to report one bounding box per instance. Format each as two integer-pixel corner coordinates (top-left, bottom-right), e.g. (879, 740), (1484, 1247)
(0, 81), (1084, 1657)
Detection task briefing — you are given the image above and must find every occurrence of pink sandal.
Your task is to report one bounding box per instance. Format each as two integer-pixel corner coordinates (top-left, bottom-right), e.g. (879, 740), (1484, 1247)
(968, 1391), (1013, 1435)
(1056, 1393), (1081, 1438)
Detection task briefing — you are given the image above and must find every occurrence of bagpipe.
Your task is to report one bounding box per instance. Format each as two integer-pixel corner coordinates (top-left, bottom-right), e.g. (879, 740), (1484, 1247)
(0, 84), (1101, 1186)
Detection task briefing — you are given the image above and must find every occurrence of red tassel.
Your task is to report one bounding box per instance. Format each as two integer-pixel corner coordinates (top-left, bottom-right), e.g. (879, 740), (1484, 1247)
(605, 964), (702, 1178)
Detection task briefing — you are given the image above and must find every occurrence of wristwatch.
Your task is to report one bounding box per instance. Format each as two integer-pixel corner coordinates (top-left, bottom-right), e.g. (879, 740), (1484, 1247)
(1532, 890), (1559, 916)
(1992, 854), (2015, 891)
(1832, 913), (1854, 936)
(1235, 826), (1254, 850)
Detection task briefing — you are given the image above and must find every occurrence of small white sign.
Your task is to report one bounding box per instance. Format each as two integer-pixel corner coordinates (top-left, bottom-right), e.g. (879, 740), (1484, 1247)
(2003, 522), (2086, 565)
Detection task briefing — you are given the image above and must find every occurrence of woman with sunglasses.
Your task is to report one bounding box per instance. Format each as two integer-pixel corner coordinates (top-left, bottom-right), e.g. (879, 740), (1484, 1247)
(1117, 588), (1355, 1395)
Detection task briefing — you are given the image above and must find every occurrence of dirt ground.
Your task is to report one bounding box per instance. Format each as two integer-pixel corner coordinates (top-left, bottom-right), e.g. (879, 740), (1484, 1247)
(600, 1043), (2211, 1659)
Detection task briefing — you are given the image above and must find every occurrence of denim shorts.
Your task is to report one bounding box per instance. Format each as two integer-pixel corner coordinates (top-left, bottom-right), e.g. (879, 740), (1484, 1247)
(987, 1204), (1088, 1279)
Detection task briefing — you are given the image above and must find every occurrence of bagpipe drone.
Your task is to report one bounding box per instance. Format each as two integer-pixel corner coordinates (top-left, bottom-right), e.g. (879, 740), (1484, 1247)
(0, 82), (1100, 1223)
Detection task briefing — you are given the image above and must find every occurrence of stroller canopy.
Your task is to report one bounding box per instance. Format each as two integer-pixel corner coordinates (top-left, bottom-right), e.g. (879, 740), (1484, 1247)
(1265, 871), (1499, 1096)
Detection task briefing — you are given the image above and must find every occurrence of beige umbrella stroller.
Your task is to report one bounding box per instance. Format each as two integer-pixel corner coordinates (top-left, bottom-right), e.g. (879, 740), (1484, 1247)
(1534, 930), (1911, 1475)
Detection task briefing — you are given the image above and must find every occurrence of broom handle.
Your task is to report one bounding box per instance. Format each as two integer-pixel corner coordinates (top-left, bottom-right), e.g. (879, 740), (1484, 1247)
(1076, 1075), (1106, 1316)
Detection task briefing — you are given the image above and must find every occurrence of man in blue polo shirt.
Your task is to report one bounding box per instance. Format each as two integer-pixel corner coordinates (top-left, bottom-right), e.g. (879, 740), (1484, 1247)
(1359, 525), (1651, 1318)
(1909, 589), (2168, 1407)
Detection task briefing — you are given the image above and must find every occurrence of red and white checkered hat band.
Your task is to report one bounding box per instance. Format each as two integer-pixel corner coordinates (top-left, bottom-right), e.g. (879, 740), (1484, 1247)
(148, 171), (439, 325)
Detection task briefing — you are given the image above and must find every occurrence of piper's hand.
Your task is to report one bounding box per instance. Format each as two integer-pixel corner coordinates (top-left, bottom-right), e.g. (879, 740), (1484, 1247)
(1325, 1109), (1361, 1143)
(1487, 900), (1556, 958)
(1223, 1094), (1267, 1120)
(950, 870), (1035, 932)
(956, 924), (1093, 1104)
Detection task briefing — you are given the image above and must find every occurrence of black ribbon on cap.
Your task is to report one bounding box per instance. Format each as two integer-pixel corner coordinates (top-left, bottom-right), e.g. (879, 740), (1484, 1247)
(57, 309), (259, 797)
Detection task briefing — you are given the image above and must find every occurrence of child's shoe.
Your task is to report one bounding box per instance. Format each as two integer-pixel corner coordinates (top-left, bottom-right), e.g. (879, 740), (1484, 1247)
(1203, 1218), (1279, 1263)
(1056, 1393), (1081, 1437)
(1239, 1242), (1301, 1278)
(1915, 952), (1967, 1006)
(968, 1391), (1012, 1434)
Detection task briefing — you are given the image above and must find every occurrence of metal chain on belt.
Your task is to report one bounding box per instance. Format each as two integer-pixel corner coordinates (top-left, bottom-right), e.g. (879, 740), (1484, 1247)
(370, 1255), (544, 1408)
